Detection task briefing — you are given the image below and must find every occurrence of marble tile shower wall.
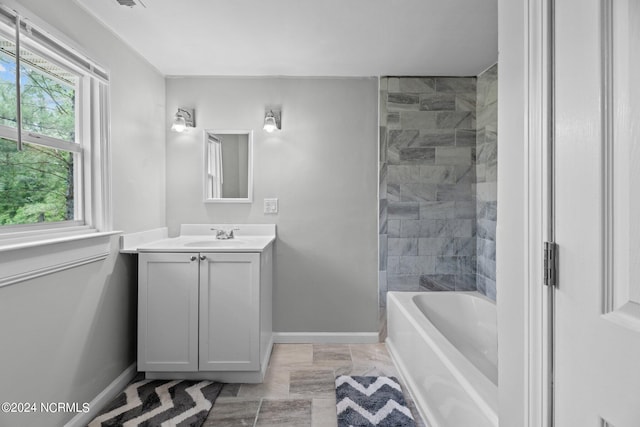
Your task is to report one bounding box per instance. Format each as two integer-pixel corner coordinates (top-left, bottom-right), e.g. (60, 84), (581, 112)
(475, 64), (498, 300)
(379, 76), (478, 300)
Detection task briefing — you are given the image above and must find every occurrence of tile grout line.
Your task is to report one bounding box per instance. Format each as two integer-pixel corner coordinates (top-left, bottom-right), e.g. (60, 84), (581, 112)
(347, 344), (355, 368)
(252, 398), (264, 427)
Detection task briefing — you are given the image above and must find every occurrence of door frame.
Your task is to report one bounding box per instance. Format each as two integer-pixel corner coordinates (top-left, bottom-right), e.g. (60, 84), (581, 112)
(497, 0), (552, 425)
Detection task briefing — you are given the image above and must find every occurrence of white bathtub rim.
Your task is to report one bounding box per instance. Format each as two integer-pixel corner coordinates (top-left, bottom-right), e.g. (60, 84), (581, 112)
(388, 291), (498, 418)
(387, 291), (498, 427)
(387, 291), (498, 426)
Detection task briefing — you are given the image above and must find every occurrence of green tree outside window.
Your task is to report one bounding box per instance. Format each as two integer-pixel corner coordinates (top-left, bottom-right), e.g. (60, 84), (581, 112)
(0, 51), (77, 226)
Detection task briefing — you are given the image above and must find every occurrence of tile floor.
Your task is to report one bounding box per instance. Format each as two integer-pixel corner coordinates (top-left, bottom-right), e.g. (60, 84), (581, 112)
(204, 343), (427, 427)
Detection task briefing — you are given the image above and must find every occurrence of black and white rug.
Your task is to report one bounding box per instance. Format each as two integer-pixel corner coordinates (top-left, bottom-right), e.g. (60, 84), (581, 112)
(88, 377), (223, 427)
(335, 375), (416, 427)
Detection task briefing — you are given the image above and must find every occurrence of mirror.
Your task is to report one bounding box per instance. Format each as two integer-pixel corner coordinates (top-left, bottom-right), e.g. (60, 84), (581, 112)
(203, 130), (253, 203)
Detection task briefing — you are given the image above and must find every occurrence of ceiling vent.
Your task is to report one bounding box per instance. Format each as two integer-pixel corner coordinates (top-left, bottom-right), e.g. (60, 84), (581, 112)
(116, 0), (146, 7)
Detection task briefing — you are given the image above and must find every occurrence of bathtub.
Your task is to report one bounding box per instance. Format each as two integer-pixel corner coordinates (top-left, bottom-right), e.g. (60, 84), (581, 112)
(386, 291), (498, 427)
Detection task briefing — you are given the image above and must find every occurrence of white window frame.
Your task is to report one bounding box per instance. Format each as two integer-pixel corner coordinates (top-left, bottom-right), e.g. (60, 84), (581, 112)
(0, 4), (115, 290)
(0, 5), (112, 247)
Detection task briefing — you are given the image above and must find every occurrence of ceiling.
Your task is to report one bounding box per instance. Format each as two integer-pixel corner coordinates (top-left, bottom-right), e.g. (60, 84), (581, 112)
(73, 0), (497, 77)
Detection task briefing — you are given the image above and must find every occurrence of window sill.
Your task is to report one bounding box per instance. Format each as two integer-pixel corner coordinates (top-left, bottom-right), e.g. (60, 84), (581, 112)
(0, 229), (122, 288)
(0, 225), (96, 247)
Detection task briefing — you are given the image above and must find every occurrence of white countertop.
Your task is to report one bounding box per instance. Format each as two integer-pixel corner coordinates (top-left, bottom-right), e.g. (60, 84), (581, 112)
(120, 224), (276, 253)
(136, 234), (275, 253)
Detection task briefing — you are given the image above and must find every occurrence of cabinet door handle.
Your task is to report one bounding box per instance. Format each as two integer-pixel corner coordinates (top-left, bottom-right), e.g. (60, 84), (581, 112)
(199, 255), (207, 261)
(190, 256), (197, 261)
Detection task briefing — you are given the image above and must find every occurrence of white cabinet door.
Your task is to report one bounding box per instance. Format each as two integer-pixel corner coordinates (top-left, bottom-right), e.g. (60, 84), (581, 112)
(138, 252), (199, 371)
(554, 0), (640, 425)
(199, 252), (260, 371)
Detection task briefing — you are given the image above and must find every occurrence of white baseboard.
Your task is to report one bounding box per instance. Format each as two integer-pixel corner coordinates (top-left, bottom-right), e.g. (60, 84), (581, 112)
(273, 332), (380, 344)
(64, 363), (137, 427)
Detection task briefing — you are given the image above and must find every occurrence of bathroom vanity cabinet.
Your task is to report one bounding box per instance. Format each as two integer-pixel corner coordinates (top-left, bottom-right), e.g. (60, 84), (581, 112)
(137, 243), (273, 383)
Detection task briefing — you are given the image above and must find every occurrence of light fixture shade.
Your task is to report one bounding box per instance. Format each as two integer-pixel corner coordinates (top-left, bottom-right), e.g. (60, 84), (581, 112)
(263, 115), (277, 133)
(171, 115), (187, 132)
(171, 108), (195, 132)
(263, 109), (281, 132)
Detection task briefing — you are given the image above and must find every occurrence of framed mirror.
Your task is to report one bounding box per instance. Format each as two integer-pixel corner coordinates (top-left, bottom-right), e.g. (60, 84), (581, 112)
(203, 130), (253, 203)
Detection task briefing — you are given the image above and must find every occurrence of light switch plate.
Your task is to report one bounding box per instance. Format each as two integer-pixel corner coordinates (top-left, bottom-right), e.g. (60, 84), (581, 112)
(264, 198), (278, 214)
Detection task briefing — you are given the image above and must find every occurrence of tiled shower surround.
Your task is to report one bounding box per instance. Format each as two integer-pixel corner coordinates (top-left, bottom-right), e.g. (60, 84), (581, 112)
(379, 65), (498, 306)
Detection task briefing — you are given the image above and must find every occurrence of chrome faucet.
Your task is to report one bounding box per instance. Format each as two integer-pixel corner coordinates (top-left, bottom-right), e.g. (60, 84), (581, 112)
(211, 227), (239, 240)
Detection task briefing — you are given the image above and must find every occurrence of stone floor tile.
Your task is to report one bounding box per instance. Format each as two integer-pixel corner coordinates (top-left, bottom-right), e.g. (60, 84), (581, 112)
(311, 398), (338, 427)
(203, 342), (426, 427)
(289, 369), (336, 397)
(255, 399), (312, 427)
(237, 368), (289, 399)
(349, 343), (393, 365)
(268, 343), (314, 368)
(204, 398), (260, 427)
(312, 344), (353, 368)
(334, 363), (399, 378)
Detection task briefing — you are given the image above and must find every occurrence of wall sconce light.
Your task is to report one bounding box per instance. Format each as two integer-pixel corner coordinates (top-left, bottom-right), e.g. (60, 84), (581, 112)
(263, 109), (281, 133)
(171, 108), (195, 132)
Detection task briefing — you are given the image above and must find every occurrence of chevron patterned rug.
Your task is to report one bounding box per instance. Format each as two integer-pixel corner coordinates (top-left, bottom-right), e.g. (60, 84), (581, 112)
(88, 377), (223, 427)
(335, 375), (416, 427)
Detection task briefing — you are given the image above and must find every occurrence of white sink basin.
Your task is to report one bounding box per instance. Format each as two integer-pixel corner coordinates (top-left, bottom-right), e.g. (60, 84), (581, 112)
(184, 240), (246, 247)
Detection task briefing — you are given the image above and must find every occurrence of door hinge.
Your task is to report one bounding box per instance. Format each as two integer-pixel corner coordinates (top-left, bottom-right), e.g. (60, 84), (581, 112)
(544, 241), (558, 288)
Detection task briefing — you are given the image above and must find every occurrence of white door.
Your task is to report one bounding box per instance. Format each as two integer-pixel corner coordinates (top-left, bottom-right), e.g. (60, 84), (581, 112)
(554, 0), (640, 425)
(198, 252), (260, 371)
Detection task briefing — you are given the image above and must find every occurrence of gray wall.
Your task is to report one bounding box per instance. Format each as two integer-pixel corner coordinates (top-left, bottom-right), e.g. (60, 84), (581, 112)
(475, 64), (498, 300)
(0, 1), (165, 426)
(166, 77), (379, 333)
(0, 238), (135, 427)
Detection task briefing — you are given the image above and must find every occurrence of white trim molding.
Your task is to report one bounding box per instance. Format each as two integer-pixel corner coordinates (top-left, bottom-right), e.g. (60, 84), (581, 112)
(497, 0), (549, 425)
(528, 0), (555, 425)
(273, 332), (380, 344)
(63, 363), (137, 427)
(0, 231), (120, 288)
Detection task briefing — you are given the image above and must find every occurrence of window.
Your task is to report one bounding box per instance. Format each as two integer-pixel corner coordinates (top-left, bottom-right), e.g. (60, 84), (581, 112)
(0, 6), (110, 238)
